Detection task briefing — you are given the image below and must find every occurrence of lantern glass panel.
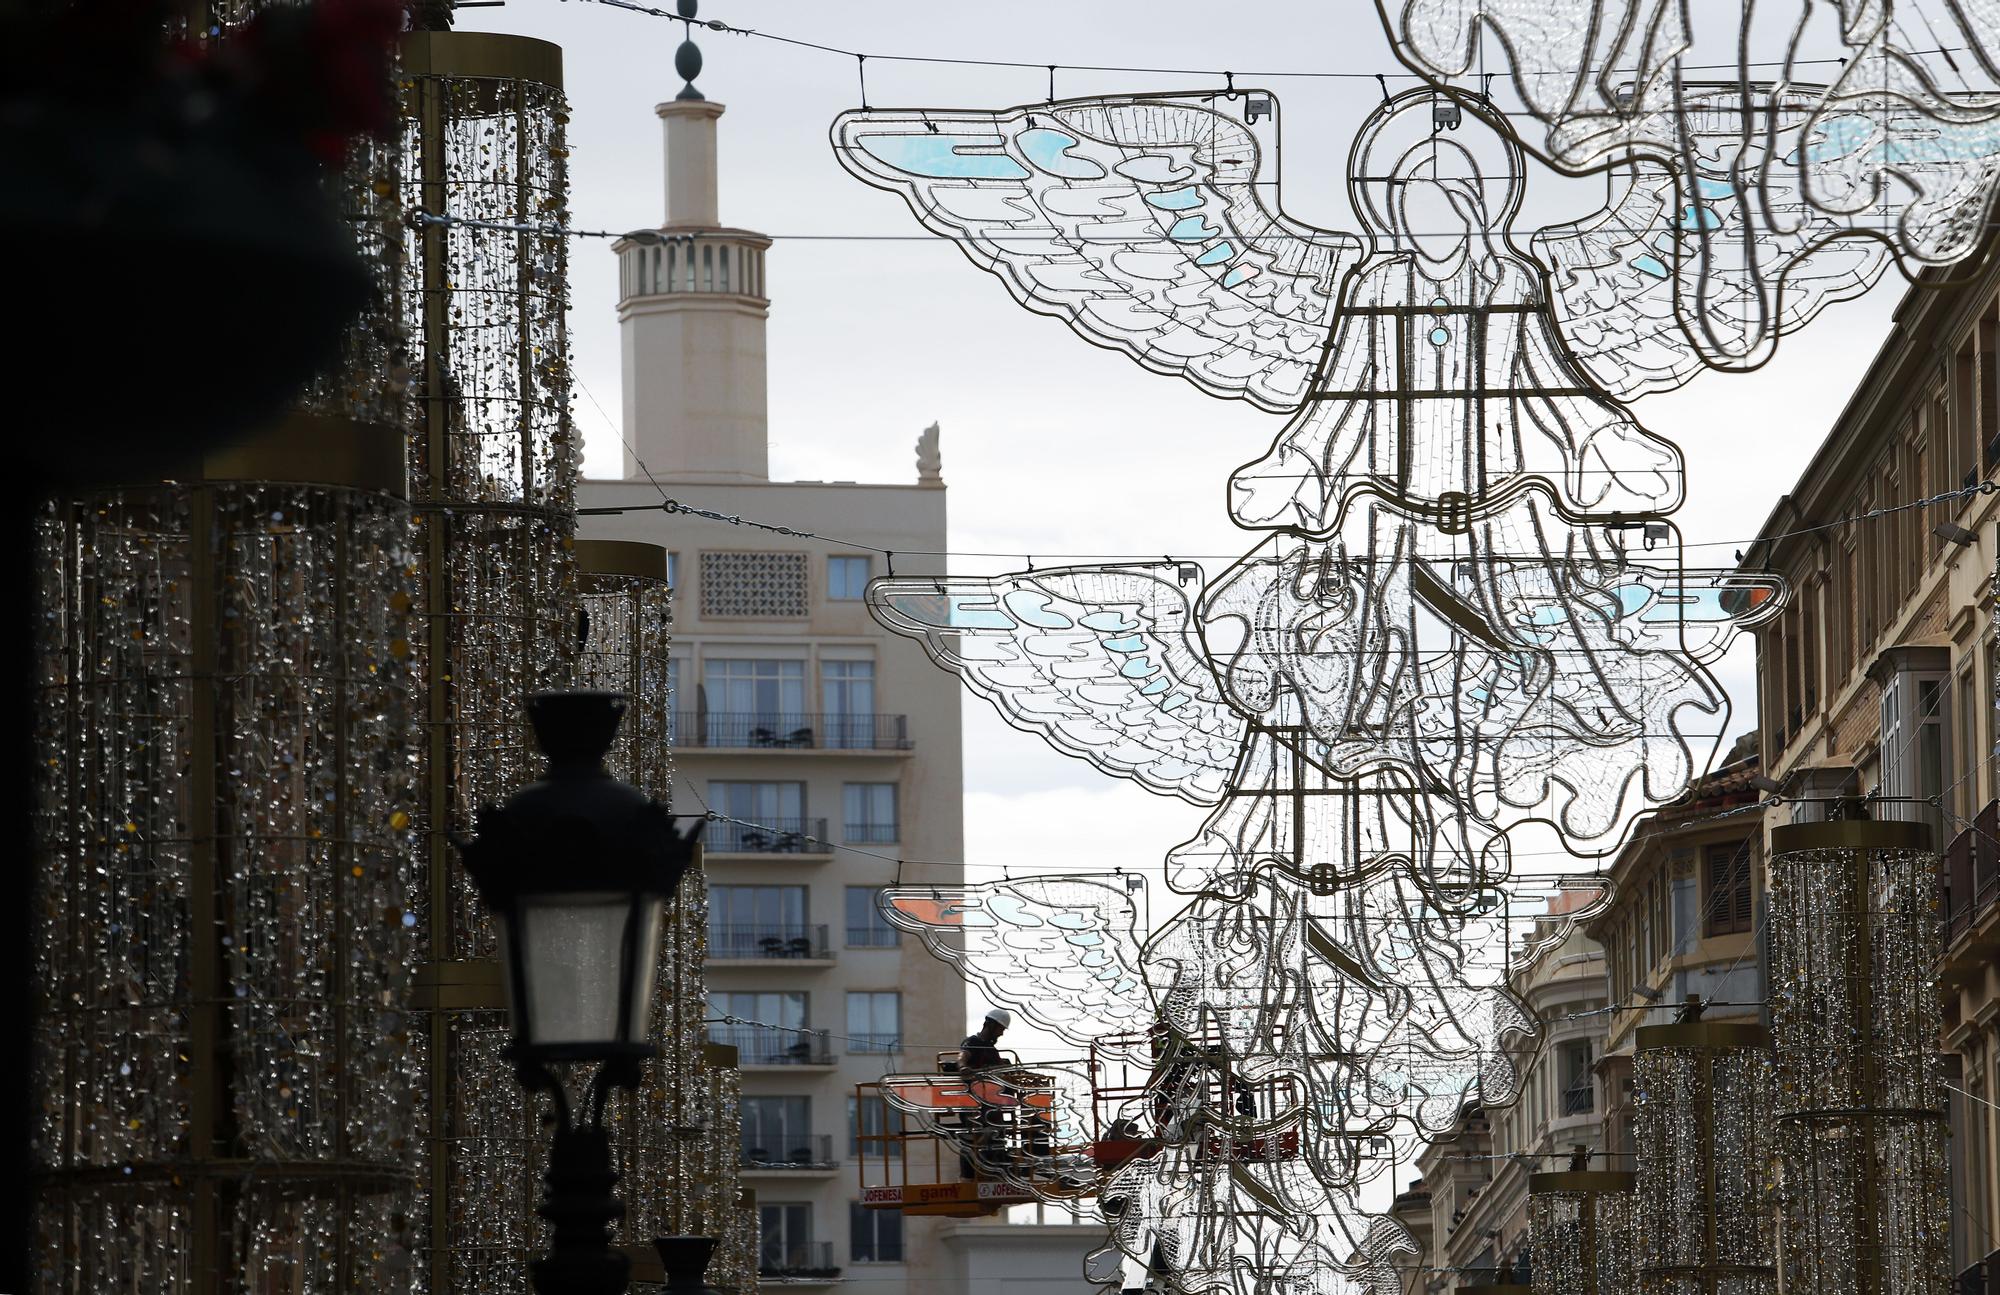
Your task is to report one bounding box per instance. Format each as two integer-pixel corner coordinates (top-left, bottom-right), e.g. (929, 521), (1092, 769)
(513, 895), (665, 1046)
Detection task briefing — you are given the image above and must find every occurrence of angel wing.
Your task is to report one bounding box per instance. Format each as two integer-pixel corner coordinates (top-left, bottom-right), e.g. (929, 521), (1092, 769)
(869, 566), (1247, 804)
(879, 876), (1152, 1046)
(832, 94), (1361, 411)
(1533, 84), (1902, 398)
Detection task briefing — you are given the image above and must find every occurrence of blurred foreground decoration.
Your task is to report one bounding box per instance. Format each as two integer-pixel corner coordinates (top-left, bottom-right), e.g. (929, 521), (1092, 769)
(1, 0), (401, 483)
(31, 423), (422, 1291)
(827, 5), (2000, 1286)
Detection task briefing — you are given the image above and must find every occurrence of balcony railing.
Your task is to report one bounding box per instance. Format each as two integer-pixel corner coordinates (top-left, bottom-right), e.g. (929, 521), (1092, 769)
(674, 711), (911, 751)
(709, 1026), (833, 1066)
(707, 818), (830, 855)
(1943, 800), (2000, 946)
(843, 823), (899, 845)
(845, 925), (899, 948)
(741, 1134), (836, 1169)
(1560, 1083), (1594, 1116)
(846, 1032), (902, 1055)
(709, 923), (831, 960)
(760, 1241), (838, 1280)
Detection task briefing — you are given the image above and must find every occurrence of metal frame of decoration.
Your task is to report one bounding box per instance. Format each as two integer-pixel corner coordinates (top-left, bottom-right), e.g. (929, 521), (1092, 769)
(825, 5), (2000, 1281)
(839, 80), (1788, 1294)
(1767, 815), (1951, 1295)
(31, 419), (421, 1293)
(1631, 1018), (1776, 1295)
(399, 29), (582, 1295)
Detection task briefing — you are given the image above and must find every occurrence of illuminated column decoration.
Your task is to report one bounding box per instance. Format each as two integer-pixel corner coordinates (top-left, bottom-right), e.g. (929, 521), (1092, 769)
(704, 1044), (761, 1295)
(572, 540), (753, 1285)
(399, 30), (580, 1295)
(1631, 1017), (1776, 1295)
(31, 422), (421, 1293)
(1529, 1171), (1636, 1295)
(1767, 816), (1950, 1295)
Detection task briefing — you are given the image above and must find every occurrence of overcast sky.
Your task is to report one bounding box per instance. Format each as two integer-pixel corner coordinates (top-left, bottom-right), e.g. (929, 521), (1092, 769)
(459, 0), (1910, 967)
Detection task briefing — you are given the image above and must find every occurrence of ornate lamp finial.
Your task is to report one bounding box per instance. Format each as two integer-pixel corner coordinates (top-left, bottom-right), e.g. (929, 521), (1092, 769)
(674, 0), (703, 100)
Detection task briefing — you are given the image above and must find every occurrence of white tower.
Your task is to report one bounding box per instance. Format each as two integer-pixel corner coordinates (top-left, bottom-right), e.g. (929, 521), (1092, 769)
(615, 94), (772, 481)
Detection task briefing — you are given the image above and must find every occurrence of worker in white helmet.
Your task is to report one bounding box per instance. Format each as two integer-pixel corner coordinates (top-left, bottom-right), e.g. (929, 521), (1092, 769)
(956, 1007), (1013, 1178)
(960, 1007), (1010, 1073)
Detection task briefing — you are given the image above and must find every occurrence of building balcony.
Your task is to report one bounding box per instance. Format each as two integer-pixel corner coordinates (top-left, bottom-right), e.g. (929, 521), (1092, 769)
(1560, 1084), (1595, 1117)
(710, 1026), (835, 1068)
(1942, 801), (2000, 972)
(1954, 1248), (1997, 1295)
(706, 818), (833, 858)
(844, 926), (900, 949)
(673, 711), (911, 753)
(740, 1134), (838, 1173)
(760, 1242), (841, 1285)
(708, 923), (832, 963)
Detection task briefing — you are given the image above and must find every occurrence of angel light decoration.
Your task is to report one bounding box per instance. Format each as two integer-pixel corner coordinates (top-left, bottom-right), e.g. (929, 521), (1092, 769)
(829, 63), (1996, 1295)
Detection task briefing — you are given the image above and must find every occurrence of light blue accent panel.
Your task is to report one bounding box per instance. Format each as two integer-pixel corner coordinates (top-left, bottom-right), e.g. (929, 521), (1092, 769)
(1632, 253), (1670, 279)
(1678, 204), (1720, 230)
(1169, 215), (1222, 242)
(859, 134), (1029, 179)
(1119, 656), (1158, 679)
(1695, 176), (1734, 199)
(1080, 610), (1140, 632)
(1145, 187), (1203, 210)
(1103, 635), (1147, 653)
(1611, 584), (1652, 617)
(1045, 912), (1090, 930)
(1139, 677), (1172, 695)
(1529, 605), (1569, 626)
(1161, 694), (1190, 711)
(1429, 325), (1451, 345)
(1222, 266), (1255, 288)
(984, 895), (1045, 926)
(1195, 241), (1237, 266)
(1002, 589), (1076, 628)
(946, 600), (1017, 629)
(1018, 127), (1105, 177)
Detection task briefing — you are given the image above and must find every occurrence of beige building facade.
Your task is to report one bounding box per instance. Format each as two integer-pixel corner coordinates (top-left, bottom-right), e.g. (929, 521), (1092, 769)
(579, 92), (966, 1295)
(1404, 899), (1610, 1290)
(1741, 240), (1999, 1289)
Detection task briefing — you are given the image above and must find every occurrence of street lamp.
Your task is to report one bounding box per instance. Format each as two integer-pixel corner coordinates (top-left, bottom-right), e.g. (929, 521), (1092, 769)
(456, 690), (703, 1295)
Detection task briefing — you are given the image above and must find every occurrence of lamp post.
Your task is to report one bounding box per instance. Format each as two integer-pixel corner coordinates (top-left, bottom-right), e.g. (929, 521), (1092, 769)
(455, 690), (704, 1295)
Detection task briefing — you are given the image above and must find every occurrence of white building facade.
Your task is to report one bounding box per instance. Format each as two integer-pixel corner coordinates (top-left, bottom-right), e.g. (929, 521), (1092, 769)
(580, 91), (966, 1295)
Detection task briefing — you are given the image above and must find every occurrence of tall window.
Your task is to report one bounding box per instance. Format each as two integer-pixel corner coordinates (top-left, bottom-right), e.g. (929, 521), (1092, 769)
(846, 992), (901, 1054)
(740, 1097), (813, 1164)
(709, 885), (808, 957)
(844, 783), (899, 844)
(706, 781), (807, 852)
(1703, 841), (1754, 936)
(711, 991), (808, 1064)
(1560, 1040), (1594, 1115)
(846, 886), (900, 948)
(828, 555), (871, 600)
(704, 659), (807, 746)
(759, 1204), (813, 1272)
(849, 1202), (904, 1263)
(849, 1092), (904, 1155)
(822, 660), (877, 748)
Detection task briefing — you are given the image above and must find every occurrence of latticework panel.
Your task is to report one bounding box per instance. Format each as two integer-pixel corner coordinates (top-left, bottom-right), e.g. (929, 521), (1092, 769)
(31, 476), (422, 1294)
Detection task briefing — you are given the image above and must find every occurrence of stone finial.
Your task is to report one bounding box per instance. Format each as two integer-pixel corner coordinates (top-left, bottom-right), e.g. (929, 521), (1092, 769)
(915, 422), (942, 484)
(675, 0), (704, 100)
